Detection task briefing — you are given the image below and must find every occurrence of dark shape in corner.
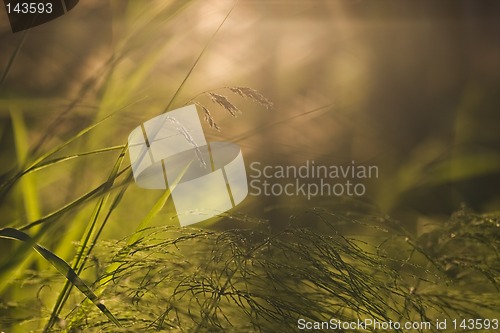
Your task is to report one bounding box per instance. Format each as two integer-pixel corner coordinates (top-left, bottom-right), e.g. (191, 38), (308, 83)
(3, 0), (80, 33)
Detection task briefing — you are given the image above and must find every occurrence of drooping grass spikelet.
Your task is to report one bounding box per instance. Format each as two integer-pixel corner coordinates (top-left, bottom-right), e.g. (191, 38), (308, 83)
(208, 93), (240, 117)
(229, 86), (274, 110)
(192, 87), (272, 131)
(196, 102), (221, 131)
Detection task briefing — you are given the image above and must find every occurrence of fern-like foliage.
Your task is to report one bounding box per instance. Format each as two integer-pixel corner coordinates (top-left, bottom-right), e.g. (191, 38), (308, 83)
(56, 208), (500, 332)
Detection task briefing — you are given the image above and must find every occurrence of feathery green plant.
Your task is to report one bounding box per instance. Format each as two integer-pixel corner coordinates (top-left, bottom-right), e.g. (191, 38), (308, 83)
(6, 207), (494, 332)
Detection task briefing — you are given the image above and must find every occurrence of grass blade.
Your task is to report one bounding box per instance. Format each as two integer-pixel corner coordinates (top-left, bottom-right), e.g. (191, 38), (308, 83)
(162, 1), (238, 113)
(10, 107), (41, 223)
(0, 228), (122, 328)
(0, 27), (29, 88)
(45, 145), (129, 331)
(15, 166), (131, 231)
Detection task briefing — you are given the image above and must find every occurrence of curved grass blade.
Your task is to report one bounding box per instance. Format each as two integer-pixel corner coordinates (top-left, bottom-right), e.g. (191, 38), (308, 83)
(0, 228), (122, 328)
(25, 145), (126, 174)
(0, 97), (144, 200)
(0, 113), (114, 200)
(162, 0), (238, 113)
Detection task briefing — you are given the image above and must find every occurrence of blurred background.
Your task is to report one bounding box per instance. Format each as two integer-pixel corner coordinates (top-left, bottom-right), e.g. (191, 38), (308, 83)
(2, 0), (499, 230)
(0, 0), (499, 329)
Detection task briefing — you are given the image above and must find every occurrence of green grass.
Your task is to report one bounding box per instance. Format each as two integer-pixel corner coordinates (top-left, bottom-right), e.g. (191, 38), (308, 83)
(2, 207), (498, 332)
